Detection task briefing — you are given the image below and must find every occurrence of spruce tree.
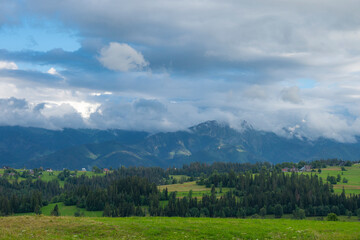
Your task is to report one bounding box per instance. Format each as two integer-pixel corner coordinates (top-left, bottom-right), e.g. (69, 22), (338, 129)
(274, 204), (283, 218)
(51, 204), (60, 216)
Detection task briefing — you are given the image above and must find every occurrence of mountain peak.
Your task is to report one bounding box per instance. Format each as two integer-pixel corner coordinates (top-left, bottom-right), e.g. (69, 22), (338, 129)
(188, 120), (237, 139)
(238, 120), (253, 131)
(189, 120), (228, 131)
(189, 120), (254, 134)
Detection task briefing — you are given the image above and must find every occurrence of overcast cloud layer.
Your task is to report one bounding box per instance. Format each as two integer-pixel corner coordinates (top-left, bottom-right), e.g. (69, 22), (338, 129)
(1, 0), (360, 142)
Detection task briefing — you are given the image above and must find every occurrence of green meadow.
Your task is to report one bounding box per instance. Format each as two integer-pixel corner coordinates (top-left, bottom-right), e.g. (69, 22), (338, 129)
(301, 164), (360, 194)
(159, 181), (231, 198)
(1, 169), (105, 186)
(0, 216), (359, 239)
(40, 170), (105, 186)
(14, 203), (103, 217)
(41, 203), (103, 217)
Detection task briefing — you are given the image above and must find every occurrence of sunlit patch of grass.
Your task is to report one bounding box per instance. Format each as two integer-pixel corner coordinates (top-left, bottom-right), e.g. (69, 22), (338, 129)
(159, 181), (230, 198)
(40, 203), (103, 217)
(289, 164), (360, 195)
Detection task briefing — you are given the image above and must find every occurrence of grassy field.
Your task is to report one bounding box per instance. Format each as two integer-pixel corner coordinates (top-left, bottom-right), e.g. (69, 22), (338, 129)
(41, 171), (105, 187)
(14, 203), (103, 217)
(169, 175), (189, 181)
(41, 170), (105, 181)
(0, 216), (359, 239)
(160, 181), (209, 192)
(159, 181), (231, 198)
(301, 164), (360, 194)
(0, 169), (105, 187)
(41, 203), (103, 217)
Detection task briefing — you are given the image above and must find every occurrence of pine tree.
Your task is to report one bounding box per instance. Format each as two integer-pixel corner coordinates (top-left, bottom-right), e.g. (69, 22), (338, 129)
(274, 204), (283, 218)
(34, 204), (41, 215)
(51, 204), (60, 216)
(103, 203), (112, 217)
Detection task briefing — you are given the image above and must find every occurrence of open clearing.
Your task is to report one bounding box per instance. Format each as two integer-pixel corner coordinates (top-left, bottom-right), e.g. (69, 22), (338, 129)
(159, 181), (231, 198)
(41, 203), (103, 217)
(159, 181), (208, 192)
(14, 202), (103, 217)
(301, 164), (360, 194)
(1, 169), (105, 187)
(0, 216), (359, 239)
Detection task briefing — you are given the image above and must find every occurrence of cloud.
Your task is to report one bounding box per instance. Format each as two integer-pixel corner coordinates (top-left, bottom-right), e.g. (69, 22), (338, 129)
(47, 67), (58, 75)
(244, 85), (269, 100)
(2, 1), (360, 143)
(281, 86), (302, 104)
(0, 61), (18, 70)
(134, 99), (167, 114)
(98, 42), (148, 72)
(0, 97), (85, 129)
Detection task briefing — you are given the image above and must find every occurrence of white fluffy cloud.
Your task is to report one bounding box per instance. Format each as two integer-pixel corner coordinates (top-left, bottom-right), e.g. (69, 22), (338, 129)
(0, 61), (18, 70)
(47, 67), (58, 75)
(98, 42), (148, 72)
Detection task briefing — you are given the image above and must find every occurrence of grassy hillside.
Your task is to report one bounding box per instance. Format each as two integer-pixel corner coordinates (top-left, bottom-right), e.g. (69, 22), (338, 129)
(0, 216), (359, 239)
(1, 169), (105, 186)
(301, 164), (360, 194)
(41, 203), (103, 217)
(14, 203), (103, 217)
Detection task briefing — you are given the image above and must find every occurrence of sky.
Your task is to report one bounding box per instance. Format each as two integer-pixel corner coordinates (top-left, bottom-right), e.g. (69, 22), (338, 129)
(1, 0), (360, 142)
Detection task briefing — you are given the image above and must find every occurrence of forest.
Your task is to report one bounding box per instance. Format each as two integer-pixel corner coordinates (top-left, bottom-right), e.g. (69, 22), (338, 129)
(0, 159), (359, 219)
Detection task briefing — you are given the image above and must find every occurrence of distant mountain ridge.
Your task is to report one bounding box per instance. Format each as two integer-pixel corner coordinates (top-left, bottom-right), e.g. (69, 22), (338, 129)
(0, 121), (360, 169)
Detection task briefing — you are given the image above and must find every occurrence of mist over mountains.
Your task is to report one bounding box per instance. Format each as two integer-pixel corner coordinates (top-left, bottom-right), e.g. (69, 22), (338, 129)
(1, 120), (359, 170)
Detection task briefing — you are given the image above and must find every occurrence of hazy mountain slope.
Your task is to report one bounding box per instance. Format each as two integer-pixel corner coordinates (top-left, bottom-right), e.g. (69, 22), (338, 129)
(1, 121), (360, 169)
(0, 126), (148, 167)
(27, 141), (158, 169)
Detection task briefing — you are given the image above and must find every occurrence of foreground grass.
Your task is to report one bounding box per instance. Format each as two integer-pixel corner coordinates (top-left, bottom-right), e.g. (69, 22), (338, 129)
(0, 216), (359, 239)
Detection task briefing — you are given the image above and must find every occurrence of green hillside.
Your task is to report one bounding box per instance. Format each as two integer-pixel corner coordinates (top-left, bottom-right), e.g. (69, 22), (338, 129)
(295, 164), (360, 195)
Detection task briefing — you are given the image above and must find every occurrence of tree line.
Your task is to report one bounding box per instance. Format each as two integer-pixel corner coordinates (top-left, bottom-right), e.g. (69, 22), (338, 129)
(0, 160), (359, 217)
(194, 169), (359, 217)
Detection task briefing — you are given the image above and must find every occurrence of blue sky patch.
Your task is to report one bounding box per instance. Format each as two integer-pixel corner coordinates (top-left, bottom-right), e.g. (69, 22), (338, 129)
(0, 18), (80, 52)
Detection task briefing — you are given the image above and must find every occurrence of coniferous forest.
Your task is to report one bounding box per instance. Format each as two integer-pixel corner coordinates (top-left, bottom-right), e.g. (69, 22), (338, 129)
(0, 160), (359, 218)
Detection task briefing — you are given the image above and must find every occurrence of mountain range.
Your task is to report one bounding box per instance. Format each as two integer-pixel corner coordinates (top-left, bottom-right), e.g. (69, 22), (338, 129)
(1, 120), (359, 169)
